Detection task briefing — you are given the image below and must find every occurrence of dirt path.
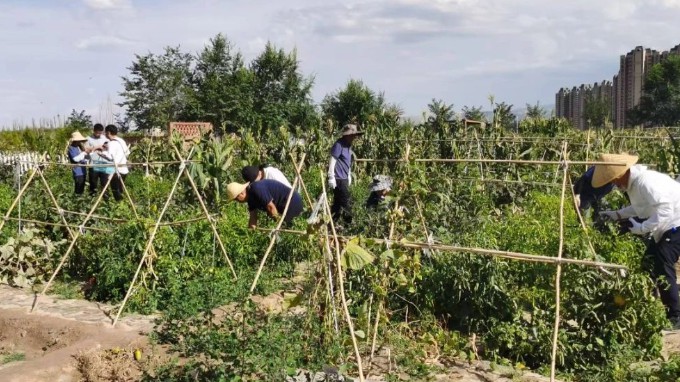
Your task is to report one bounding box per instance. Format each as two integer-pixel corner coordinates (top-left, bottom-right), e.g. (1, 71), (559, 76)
(0, 285), (156, 382)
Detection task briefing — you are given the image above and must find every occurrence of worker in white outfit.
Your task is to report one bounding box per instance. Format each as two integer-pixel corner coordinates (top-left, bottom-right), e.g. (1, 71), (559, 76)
(241, 165), (292, 188)
(595, 153), (680, 330)
(104, 124), (130, 201)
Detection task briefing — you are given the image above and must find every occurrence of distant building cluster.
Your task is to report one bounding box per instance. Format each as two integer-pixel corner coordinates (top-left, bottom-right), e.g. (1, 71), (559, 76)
(556, 44), (680, 129)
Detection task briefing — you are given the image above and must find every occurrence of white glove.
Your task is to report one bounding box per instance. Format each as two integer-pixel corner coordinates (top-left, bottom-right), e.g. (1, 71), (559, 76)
(628, 217), (645, 235)
(599, 210), (620, 222)
(328, 177), (337, 189)
(574, 194), (581, 208)
(348, 173), (352, 186)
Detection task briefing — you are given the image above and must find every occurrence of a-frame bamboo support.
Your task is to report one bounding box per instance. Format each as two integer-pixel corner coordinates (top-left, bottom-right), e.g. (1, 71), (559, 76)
(0, 153), (47, 233)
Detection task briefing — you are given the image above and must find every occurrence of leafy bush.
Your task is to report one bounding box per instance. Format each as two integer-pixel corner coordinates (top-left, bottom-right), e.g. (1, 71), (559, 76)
(0, 228), (66, 287)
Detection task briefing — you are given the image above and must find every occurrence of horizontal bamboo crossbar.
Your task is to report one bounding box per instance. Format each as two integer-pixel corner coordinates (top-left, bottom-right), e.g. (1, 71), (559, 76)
(356, 158), (636, 166)
(254, 227), (628, 270)
(15, 160), (200, 168)
(50, 208), (215, 227)
(3, 217), (111, 232)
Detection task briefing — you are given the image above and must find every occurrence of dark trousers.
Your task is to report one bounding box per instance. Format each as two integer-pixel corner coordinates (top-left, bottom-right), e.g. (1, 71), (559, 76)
(111, 173), (127, 201)
(331, 179), (352, 225)
(283, 193), (304, 226)
(93, 172), (110, 199)
(73, 175), (85, 195)
(645, 229), (680, 320)
(88, 168), (98, 195)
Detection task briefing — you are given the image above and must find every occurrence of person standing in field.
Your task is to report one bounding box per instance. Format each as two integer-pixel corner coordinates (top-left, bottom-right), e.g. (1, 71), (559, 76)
(226, 180), (303, 228)
(328, 124), (364, 229)
(85, 123), (108, 196)
(90, 141), (115, 198)
(595, 153), (680, 330)
(104, 124), (130, 201)
(241, 164), (292, 188)
(67, 132), (90, 195)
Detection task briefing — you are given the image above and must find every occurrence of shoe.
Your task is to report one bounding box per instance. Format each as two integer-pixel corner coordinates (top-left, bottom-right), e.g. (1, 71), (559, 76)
(665, 317), (680, 331)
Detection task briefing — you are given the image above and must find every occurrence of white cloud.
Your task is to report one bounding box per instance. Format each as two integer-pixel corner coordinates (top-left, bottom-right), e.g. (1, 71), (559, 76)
(76, 35), (137, 50)
(82, 0), (130, 10)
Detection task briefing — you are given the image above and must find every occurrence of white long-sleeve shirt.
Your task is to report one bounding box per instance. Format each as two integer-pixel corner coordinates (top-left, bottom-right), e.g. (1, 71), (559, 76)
(616, 165), (680, 242)
(107, 137), (130, 175)
(262, 166), (292, 188)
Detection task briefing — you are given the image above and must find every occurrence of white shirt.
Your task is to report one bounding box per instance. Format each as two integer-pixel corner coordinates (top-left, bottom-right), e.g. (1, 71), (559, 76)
(107, 137), (130, 175)
(617, 165), (680, 242)
(263, 166), (292, 188)
(86, 135), (108, 150)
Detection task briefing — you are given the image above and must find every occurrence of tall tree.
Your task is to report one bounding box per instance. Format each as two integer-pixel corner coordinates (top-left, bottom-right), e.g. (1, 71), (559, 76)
(193, 34), (251, 133)
(119, 46), (195, 130)
(249, 43), (317, 135)
(493, 102), (517, 130)
(630, 55), (680, 127)
(583, 95), (611, 129)
(525, 102), (547, 120)
(461, 106), (486, 122)
(321, 79), (385, 129)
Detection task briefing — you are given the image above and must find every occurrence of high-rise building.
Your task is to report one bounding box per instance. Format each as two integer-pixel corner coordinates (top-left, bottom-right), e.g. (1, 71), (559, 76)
(555, 81), (613, 130)
(556, 43), (679, 129)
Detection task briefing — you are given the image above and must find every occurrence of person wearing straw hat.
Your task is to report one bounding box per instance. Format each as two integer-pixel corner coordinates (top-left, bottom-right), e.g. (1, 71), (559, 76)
(328, 124), (364, 229)
(67, 131), (90, 195)
(594, 153), (680, 329)
(573, 166), (614, 213)
(226, 179), (303, 229)
(366, 175), (393, 208)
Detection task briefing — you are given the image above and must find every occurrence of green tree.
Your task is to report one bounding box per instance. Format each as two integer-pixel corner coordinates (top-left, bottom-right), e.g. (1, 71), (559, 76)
(493, 102), (517, 130)
(249, 43), (317, 135)
(631, 55), (680, 127)
(321, 79), (385, 129)
(64, 109), (93, 130)
(525, 102), (546, 120)
(461, 105), (486, 122)
(193, 34), (251, 133)
(583, 95), (611, 129)
(119, 46), (196, 130)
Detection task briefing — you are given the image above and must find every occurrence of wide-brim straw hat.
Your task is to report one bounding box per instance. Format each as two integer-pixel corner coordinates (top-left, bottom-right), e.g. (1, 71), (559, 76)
(70, 131), (88, 142)
(226, 182), (249, 201)
(591, 153), (639, 188)
(340, 124), (364, 137)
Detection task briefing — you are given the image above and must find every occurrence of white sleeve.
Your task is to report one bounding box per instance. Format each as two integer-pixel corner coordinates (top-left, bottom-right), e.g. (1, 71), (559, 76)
(328, 157), (337, 180)
(72, 152), (88, 162)
(617, 206), (637, 219)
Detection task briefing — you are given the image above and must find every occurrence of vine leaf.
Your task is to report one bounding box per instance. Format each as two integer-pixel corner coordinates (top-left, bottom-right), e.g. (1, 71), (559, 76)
(341, 239), (375, 270)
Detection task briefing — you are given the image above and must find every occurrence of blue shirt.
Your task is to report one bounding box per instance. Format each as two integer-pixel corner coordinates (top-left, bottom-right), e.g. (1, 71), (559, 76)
(574, 166), (614, 210)
(330, 139), (352, 179)
(247, 179), (303, 222)
(67, 146), (87, 177)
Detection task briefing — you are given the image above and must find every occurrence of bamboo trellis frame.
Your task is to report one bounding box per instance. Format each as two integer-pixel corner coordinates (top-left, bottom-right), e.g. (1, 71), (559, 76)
(1, 143), (640, 381)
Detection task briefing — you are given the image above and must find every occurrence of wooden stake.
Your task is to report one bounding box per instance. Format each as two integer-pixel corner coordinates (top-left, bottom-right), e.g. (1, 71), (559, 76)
(34, 168), (115, 312)
(112, 150), (193, 326)
(321, 169), (365, 382)
(289, 152), (313, 208)
(550, 142), (569, 382)
(175, 145), (237, 280)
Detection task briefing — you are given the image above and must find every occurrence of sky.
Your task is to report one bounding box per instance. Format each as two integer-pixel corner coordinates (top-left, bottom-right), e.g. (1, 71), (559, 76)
(1, 0), (680, 127)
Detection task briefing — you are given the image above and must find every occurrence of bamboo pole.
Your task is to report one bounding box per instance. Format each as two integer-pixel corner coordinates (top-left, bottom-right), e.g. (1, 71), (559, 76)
(34, 169), (115, 312)
(550, 142), (569, 382)
(19, 160), (201, 167)
(321, 169), (365, 382)
(355, 158), (637, 166)
(249, 155), (305, 293)
(36, 167), (76, 240)
(112, 151), (193, 326)
(0, 153), (46, 233)
(289, 152), (313, 208)
(3, 217), (111, 232)
(253, 227), (628, 270)
(176, 146), (237, 280)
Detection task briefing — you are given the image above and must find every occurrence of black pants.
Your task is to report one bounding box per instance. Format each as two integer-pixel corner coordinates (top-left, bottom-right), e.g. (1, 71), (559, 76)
(111, 173), (127, 201)
(331, 178), (352, 225)
(88, 168), (98, 195)
(93, 172), (110, 199)
(283, 193), (304, 227)
(645, 229), (680, 320)
(73, 175), (85, 195)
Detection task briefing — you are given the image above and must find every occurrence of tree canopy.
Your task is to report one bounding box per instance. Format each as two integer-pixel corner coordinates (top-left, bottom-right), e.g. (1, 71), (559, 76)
(631, 55), (680, 127)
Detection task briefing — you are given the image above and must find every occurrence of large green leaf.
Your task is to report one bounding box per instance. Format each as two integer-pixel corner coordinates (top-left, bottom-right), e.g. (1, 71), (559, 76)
(341, 239), (374, 270)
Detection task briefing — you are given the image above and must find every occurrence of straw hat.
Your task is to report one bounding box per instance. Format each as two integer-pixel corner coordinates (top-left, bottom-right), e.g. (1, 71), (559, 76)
(591, 153), (639, 188)
(70, 131), (88, 142)
(340, 124), (364, 137)
(226, 182), (249, 201)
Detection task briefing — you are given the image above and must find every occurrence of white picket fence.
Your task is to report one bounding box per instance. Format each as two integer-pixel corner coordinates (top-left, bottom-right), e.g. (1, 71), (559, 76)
(0, 151), (67, 176)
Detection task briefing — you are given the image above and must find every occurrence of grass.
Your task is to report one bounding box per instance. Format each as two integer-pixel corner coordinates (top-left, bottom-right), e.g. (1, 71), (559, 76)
(1, 352), (26, 365)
